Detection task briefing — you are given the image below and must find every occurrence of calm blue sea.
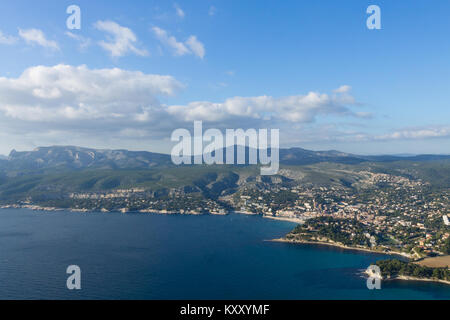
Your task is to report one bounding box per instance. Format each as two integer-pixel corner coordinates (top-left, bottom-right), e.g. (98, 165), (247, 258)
(0, 208), (449, 300)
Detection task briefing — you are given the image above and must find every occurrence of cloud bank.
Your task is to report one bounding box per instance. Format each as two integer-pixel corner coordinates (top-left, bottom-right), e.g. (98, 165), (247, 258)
(1, 64), (444, 154)
(0, 64), (181, 127)
(0, 64), (361, 130)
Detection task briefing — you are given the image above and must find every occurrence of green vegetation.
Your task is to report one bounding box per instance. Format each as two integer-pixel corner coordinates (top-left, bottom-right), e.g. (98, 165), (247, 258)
(376, 259), (450, 282)
(288, 217), (376, 247)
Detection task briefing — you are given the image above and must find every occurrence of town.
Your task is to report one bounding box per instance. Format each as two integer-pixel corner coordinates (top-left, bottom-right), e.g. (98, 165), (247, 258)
(3, 170), (448, 260)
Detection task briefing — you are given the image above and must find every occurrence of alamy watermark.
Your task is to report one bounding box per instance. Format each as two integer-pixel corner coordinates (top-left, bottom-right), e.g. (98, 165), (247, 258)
(66, 5), (81, 30)
(367, 5), (381, 30)
(63, 5), (379, 31)
(366, 265), (381, 290)
(66, 265), (81, 290)
(171, 121), (280, 175)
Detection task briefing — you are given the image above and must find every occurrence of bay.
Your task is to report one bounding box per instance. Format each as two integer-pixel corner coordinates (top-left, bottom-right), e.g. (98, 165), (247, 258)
(0, 208), (449, 300)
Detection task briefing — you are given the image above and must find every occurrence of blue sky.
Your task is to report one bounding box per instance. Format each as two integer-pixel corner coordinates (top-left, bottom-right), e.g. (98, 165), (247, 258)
(0, 0), (449, 155)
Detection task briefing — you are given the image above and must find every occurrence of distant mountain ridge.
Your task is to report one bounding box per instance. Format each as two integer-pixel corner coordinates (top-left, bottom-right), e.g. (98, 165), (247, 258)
(5, 146), (173, 171)
(1, 145), (450, 172)
(1, 145), (449, 205)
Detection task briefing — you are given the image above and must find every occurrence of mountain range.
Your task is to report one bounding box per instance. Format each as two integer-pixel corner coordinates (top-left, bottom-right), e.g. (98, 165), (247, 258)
(0, 145), (449, 206)
(1, 145), (450, 172)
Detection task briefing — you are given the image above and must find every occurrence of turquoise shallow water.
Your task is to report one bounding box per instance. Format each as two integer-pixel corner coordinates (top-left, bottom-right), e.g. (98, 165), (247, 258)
(0, 208), (449, 300)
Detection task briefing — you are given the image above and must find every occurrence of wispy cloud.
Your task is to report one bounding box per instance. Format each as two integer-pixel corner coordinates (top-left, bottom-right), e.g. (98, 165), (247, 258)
(152, 26), (205, 59)
(303, 125), (450, 145)
(333, 85), (351, 93)
(375, 126), (450, 140)
(0, 30), (17, 45)
(174, 3), (185, 18)
(185, 36), (205, 59)
(95, 20), (148, 57)
(209, 6), (217, 16)
(152, 26), (190, 56)
(65, 32), (91, 50)
(18, 28), (59, 50)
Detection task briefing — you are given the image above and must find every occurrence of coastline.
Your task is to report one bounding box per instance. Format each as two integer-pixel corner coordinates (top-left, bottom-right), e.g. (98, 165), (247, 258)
(1, 204), (306, 223)
(281, 238), (450, 286)
(269, 237), (413, 259)
(1, 205), (444, 270)
(0, 204), (259, 217)
(234, 210), (259, 216)
(262, 214), (304, 224)
(2, 205), (449, 288)
(363, 270), (450, 286)
(0, 205), (304, 221)
(0, 204), (207, 215)
(388, 275), (450, 286)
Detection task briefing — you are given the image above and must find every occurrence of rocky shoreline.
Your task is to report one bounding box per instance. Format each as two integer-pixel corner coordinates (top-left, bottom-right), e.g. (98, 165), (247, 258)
(0, 203), (239, 216)
(363, 270), (450, 286)
(270, 237), (413, 259)
(0, 204), (206, 215)
(389, 275), (450, 286)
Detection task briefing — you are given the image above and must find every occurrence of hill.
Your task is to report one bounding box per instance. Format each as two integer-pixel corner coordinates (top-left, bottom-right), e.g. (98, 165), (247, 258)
(2, 145), (450, 173)
(0, 146), (449, 207)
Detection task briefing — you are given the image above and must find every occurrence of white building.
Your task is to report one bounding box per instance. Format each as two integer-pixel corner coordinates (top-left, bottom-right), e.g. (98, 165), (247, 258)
(443, 215), (450, 226)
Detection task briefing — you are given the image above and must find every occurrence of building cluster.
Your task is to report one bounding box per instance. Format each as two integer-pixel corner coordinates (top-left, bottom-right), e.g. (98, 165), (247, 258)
(232, 172), (449, 256)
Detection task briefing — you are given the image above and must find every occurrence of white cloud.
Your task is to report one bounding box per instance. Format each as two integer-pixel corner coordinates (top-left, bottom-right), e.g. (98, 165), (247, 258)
(0, 70), (373, 151)
(152, 27), (190, 56)
(0, 30), (17, 45)
(18, 28), (59, 50)
(0, 64), (182, 124)
(0, 70), (358, 127)
(354, 111), (373, 119)
(185, 36), (205, 59)
(65, 32), (91, 50)
(152, 26), (205, 59)
(95, 21), (148, 57)
(166, 87), (360, 124)
(333, 85), (351, 93)
(299, 125), (450, 144)
(0, 64), (445, 154)
(174, 3), (185, 18)
(375, 126), (450, 140)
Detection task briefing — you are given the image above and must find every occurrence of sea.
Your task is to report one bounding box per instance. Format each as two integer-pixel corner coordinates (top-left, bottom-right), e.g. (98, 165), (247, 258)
(0, 208), (449, 300)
